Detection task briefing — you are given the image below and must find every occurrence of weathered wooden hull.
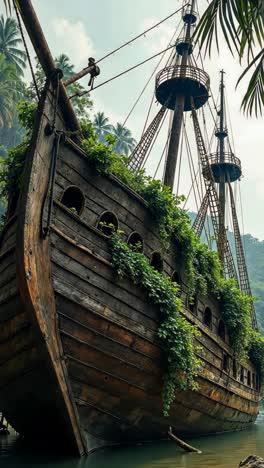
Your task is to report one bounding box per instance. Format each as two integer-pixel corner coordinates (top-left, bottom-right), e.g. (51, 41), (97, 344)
(0, 82), (260, 455)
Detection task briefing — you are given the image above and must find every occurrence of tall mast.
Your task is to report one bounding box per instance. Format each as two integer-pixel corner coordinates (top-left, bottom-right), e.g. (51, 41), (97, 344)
(163, 0), (196, 189)
(14, 1), (96, 132)
(218, 70), (227, 236)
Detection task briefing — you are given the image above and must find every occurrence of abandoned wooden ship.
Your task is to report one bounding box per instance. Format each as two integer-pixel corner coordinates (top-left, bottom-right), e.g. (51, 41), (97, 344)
(0, 0), (261, 456)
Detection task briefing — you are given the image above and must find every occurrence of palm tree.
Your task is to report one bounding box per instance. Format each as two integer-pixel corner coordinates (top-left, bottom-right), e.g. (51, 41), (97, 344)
(0, 54), (20, 127)
(195, 1), (264, 116)
(111, 123), (137, 156)
(55, 54), (74, 80)
(93, 112), (113, 142)
(0, 15), (27, 76)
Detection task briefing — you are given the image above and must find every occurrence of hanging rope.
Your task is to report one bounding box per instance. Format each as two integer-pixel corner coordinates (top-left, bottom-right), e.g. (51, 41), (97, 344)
(69, 44), (176, 99)
(142, 108), (169, 170)
(176, 116), (185, 196)
(122, 44), (176, 128)
(13, 0), (40, 101)
(153, 128), (171, 179)
(95, 6), (185, 65)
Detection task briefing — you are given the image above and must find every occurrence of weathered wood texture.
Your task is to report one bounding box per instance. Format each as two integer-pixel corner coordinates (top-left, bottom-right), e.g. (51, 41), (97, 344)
(49, 136), (260, 451)
(0, 79), (260, 455)
(0, 82), (85, 454)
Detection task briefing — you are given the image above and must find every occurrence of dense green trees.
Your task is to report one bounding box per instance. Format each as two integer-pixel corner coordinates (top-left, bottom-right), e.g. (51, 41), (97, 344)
(93, 112), (113, 143)
(93, 113), (137, 155)
(0, 15), (27, 76)
(111, 123), (137, 156)
(0, 54), (21, 127)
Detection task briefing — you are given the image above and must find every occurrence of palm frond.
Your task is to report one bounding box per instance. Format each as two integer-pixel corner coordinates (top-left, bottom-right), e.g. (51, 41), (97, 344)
(195, 0), (263, 57)
(239, 51), (264, 116)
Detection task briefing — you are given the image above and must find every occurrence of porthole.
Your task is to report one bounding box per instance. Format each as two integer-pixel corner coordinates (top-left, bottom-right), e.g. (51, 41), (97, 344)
(252, 373), (256, 389)
(240, 366), (244, 383)
(171, 271), (182, 296)
(61, 186), (85, 216)
(232, 360), (237, 379)
(247, 370), (251, 387)
(127, 232), (143, 252)
(97, 211), (118, 236)
(218, 319), (226, 342)
(189, 295), (197, 314)
(150, 251), (163, 273)
(203, 307), (212, 328)
(223, 353), (229, 372)
(8, 192), (19, 218)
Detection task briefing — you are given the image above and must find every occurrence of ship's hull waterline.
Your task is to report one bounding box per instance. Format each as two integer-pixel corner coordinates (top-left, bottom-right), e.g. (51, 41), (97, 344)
(0, 82), (260, 455)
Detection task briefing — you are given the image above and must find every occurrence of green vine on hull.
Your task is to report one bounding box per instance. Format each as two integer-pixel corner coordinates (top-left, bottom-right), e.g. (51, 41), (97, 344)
(1, 106), (264, 396)
(110, 233), (200, 416)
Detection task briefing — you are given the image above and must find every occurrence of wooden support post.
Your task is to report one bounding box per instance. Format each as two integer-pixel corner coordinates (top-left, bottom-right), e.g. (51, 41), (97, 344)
(17, 0), (81, 132)
(168, 429), (202, 453)
(163, 94), (185, 190)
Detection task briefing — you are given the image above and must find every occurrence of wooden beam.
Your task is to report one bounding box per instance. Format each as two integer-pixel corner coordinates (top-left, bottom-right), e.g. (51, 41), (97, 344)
(17, 0), (80, 132)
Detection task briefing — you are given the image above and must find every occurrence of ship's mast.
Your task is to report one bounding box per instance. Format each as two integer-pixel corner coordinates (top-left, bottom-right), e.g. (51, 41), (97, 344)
(13, 1), (97, 133)
(163, 0), (196, 189)
(217, 70), (227, 238)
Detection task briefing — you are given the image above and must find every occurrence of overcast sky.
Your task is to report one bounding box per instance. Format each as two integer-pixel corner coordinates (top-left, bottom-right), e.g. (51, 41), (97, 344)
(2, 1), (264, 240)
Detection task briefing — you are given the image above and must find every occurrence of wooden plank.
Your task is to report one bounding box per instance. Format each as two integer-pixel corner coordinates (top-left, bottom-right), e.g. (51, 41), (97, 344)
(62, 334), (160, 391)
(0, 326), (35, 366)
(54, 285), (157, 342)
(51, 237), (159, 322)
(57, 296), (160, 358)
(0, 346), (39, 387)
(0, 295), (22, 324)
(52, 266), (158, 332)
(60, 315), (159, 375)
(0, 278), (18, 305)
(0, 310), (30, 343)
(0, 262), (16, 290)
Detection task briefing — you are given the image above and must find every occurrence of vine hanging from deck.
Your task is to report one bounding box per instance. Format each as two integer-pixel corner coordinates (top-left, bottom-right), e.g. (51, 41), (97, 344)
(1, 106), (264, 391)
(110, 233), (200, 416)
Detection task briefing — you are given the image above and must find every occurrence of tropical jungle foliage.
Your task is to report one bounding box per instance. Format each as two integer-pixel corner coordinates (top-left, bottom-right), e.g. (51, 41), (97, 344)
(93, 112), (137, 156)
(1, 4), (264, 412)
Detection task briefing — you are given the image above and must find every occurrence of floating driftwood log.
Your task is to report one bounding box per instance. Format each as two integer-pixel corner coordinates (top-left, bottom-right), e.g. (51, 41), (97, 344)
(168, 428), (202, 453)
(239, 455), (264, 467)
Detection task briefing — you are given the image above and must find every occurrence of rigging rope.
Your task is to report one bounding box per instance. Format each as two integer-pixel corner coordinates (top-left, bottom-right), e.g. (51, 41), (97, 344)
(69, 44), (176, 99)
(13, 0), (40, 101)
(142, 108), (169, 170)
(176, 122), (184, 196)
(153, 128), (171, 179)
(122, 32), (178, 128)
(95, 6), (185, 65)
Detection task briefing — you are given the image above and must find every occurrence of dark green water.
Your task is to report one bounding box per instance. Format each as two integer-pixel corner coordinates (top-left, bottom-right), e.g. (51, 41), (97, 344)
(1, 413), (264, 468)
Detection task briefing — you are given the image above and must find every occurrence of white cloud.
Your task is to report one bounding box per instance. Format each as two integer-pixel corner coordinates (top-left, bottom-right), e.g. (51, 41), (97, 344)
(52, 18), (95, 69)
(140, 17), (175, 55)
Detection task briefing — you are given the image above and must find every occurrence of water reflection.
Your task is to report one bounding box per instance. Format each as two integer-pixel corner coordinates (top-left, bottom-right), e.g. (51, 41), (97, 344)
(1, 413), (264, 468)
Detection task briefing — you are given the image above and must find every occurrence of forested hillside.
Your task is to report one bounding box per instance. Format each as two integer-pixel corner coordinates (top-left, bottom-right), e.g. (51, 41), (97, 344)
(189, 212), (264, 334)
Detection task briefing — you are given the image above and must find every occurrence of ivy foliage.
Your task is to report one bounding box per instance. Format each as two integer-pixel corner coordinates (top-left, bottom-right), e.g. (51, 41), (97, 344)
(248, 331), (264, 386)
(81, 129), (264, 385)
(81, 135), (196, 271)
(110, 233), (200, 415)
(0, 101), (35, 204)
(1, 105), (263, 405)
(217, 279), (252, 359)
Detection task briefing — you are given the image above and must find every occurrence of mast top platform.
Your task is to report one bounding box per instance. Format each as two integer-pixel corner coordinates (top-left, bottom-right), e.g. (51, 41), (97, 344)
(203, 152), (242, 183)
(175, 37), (193, 56)
(155, 64), (210, 111)
(182, 4), (198, 24)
